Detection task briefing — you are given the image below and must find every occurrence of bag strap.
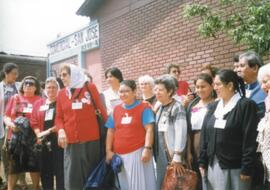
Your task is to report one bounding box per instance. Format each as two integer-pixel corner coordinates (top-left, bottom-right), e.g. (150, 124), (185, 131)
(84, 82), (105, 158)
(84, 82), (100, 113)
(162, 100), (176, 163)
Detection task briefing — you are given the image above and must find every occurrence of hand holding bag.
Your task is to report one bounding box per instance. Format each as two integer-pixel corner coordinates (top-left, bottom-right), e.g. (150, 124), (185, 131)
(160, 102), (198, 190)
(162, 165), (198, 190)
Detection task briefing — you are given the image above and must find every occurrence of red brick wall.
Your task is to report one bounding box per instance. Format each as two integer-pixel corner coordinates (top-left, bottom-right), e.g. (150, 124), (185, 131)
(85, 49), (103, 91)
(95, 0), (268, 89)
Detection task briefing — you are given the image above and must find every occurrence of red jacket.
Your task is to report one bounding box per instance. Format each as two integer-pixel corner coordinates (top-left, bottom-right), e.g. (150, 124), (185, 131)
(55, 83), (107, 144)
(31, 98), (46, 132)
(177, 81), (189, 96)
(5, 94), (42, 139)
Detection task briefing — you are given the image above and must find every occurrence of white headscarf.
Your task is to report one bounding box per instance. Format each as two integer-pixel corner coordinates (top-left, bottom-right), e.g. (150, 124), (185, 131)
(66, 64), (88, 99)
(69, 64), (88, 88)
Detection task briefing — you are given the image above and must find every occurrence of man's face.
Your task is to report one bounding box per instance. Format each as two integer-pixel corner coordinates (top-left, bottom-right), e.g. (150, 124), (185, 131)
(237, 58), (257, 83)
(169, 67), (180, 79)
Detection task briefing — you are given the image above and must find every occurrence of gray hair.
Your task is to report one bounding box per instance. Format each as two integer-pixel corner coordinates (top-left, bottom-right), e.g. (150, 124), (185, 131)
(239, 51), (262, 68)
(258, 63), (270, 84)
(155, 74), (178, 97)
(45, 77), (60, 89)
(138, 75), (155, 87)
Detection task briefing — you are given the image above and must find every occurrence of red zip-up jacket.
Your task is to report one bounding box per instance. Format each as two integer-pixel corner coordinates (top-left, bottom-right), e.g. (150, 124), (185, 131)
(55, 83), (107, 144)
(31, 98), (47, 132)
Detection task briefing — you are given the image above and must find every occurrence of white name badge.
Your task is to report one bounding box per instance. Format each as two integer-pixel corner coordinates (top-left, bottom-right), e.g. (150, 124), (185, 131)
(6, 87), (14, 92)
(158, 114), (169, 132)
(40, 105), (49, 111)
(214, 119), (226, 129)
(158, 123), (168, 132)
(23, 107), (33, 113)
(72, 102), (83, 110)
(45, 108), (54, 121)
(121, 116), (132, 124)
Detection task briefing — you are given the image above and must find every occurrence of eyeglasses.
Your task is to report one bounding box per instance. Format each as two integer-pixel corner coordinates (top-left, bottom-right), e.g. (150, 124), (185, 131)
(140, 83), (149, 86)
(119, 90), (132, 94)
(24, 80), (35, 86)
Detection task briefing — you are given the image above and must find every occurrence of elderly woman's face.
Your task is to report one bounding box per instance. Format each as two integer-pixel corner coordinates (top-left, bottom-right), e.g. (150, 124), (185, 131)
(119, 84), (136, 105)
(154, 83), (172, 104)
(261, 75), (270, 94)
(139, 81), (152, 94)
(60, 69), (71, 87)
(23, 79), (36, 96)
(45, 81), (58, 99)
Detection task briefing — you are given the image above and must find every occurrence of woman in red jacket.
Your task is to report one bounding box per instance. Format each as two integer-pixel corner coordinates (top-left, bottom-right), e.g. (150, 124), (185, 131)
(31, 77), (64, 190)
(55, 64), (107, 190)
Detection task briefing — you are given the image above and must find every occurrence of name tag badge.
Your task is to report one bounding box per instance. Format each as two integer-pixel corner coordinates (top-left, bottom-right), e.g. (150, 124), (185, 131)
(214, 119), (226, 129)
(158, 123), (168, 132)
(23, 104), (33, 113)
(40, 105), (49, 111)
(45, 108), (54, 121)
(6, 87), (14, 92)
(72, 102), (83, 110)
(121, 114), (132, 124)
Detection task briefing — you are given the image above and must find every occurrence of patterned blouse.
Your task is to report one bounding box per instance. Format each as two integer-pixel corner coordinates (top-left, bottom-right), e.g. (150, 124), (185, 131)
(257, 96), (270, 181)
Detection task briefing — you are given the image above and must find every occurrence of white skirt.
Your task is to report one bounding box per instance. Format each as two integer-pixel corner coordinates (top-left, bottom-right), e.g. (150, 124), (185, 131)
(118, 147), (156, 190)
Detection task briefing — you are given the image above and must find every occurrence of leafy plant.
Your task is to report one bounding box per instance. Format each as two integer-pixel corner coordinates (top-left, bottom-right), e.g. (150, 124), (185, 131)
(183, 0), (270, 56)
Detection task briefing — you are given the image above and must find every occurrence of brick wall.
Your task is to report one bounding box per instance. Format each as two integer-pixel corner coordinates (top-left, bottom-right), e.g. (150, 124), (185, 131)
(96, 0), (269, 89)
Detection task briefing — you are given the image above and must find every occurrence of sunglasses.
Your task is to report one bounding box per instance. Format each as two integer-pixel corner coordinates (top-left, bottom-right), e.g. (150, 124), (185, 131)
(60, 73), (68, 77)
(24, 80), (35, 86)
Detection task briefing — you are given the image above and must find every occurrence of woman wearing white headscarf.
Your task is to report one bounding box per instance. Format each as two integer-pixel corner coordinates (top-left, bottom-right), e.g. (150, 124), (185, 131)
(55, 64), (108, 190)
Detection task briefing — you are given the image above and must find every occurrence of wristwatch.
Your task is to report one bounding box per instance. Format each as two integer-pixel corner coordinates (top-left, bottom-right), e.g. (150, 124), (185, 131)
(144, 146), (152, 150)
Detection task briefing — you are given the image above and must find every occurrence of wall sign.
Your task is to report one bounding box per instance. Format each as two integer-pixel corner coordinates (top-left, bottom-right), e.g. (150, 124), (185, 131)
(48, 21), (99, 55)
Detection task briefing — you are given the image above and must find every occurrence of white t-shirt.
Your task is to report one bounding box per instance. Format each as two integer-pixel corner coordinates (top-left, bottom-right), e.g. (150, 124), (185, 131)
(103, 88), (121, 115)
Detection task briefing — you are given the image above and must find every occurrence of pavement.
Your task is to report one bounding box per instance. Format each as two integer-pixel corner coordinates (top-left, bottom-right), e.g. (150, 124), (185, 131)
(0, 168), (37, 190)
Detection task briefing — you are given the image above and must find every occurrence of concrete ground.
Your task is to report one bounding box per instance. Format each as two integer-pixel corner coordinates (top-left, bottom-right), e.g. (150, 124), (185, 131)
(0, 166), (39, 190)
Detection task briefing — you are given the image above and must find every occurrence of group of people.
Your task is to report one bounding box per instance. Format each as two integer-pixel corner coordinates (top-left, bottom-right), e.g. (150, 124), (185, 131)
(0, 50), (269, 190)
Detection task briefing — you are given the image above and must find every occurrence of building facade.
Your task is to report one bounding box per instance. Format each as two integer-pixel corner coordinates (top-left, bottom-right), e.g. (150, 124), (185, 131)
(47, 20), (103, 89)
(49, 0), (268, 91)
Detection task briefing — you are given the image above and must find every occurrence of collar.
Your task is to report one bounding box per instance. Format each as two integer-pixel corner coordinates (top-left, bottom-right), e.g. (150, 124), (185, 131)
(214, 93), (241, 119)
(123, 100), (140, 110)
(246, 81), (259, 90)
(109, 87), (119, 95)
